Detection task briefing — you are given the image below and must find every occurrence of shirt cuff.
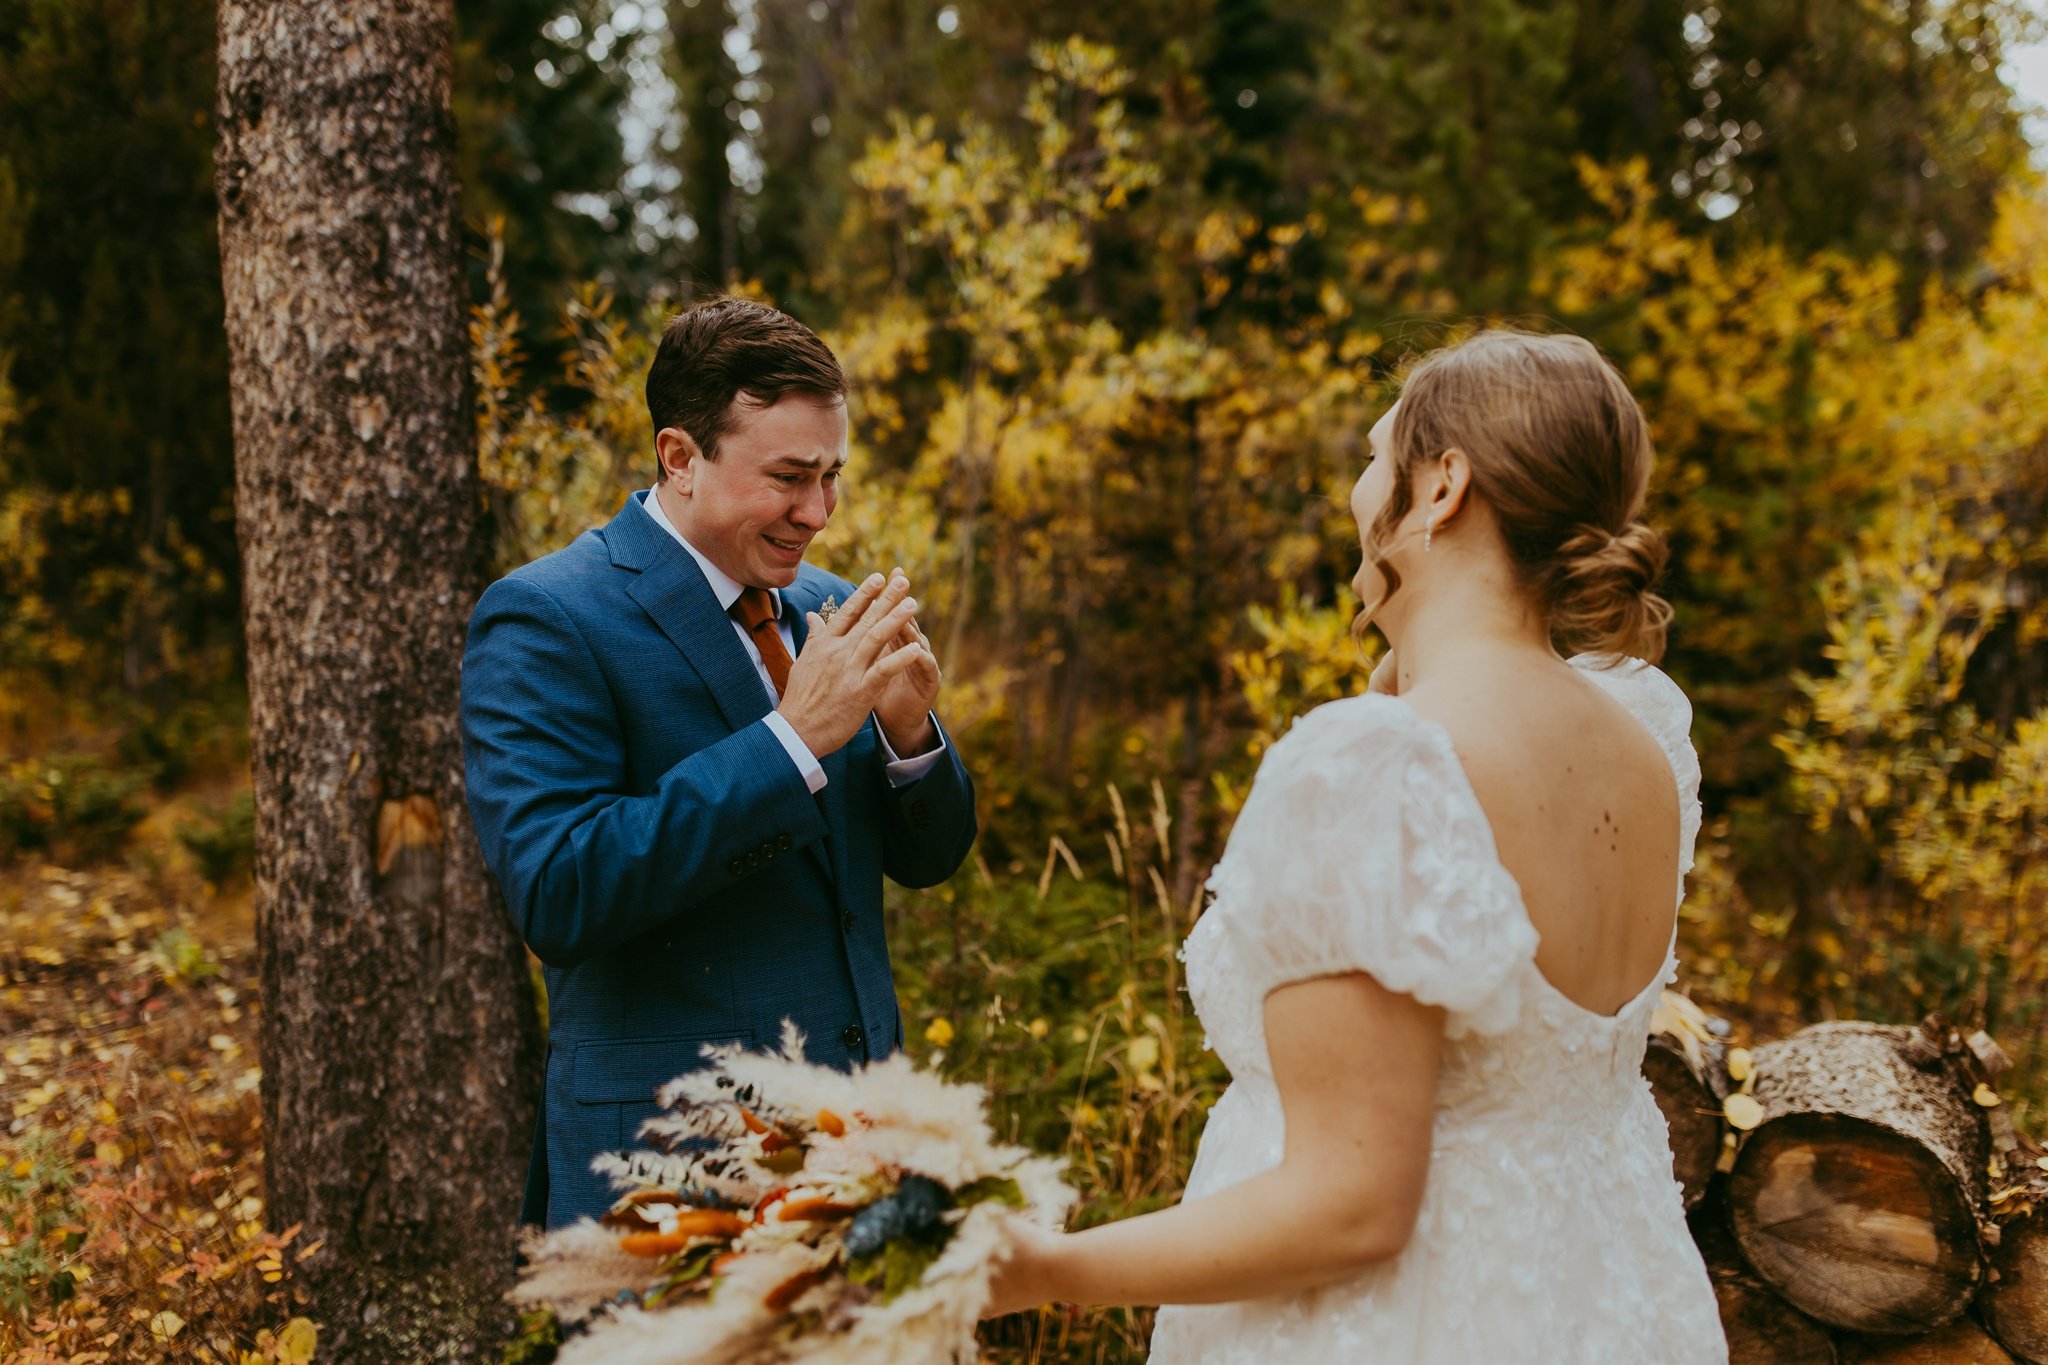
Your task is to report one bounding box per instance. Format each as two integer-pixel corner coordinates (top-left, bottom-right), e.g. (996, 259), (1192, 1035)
(878, 713), (947, 788)
(763, 712), (828, 794)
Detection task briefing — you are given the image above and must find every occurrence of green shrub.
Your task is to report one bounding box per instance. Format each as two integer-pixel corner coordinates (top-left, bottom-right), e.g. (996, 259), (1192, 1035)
(176, 789), (255, 886)
(0, 753), (149, 862)
(0, 1138), (83, 1320)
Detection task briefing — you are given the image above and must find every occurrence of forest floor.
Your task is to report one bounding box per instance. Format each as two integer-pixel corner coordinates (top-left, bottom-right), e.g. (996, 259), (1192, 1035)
(0, 846), (323, 1363)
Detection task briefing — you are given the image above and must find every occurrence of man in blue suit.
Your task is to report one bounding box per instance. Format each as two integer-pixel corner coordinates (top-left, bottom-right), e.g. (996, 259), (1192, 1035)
(461, 299), (978, 1228)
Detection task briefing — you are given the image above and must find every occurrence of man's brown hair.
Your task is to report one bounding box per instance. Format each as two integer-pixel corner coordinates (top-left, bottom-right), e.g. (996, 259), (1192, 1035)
(645, 298), (847, 476)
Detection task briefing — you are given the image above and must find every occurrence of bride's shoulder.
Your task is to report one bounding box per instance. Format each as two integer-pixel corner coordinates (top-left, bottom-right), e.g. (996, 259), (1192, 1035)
(1566, 653), (1695, 742)
(1568, 651), (1690, 704)
(1253, 694), (1442, 787)
(1274, 692), (1429, 746)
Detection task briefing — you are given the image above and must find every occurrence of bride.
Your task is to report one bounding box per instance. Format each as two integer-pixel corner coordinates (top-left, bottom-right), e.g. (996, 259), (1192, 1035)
(985, 330), (1728, 1361)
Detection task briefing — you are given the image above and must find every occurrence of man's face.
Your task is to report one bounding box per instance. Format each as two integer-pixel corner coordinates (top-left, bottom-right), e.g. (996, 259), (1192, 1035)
(663, 393), (847, 590)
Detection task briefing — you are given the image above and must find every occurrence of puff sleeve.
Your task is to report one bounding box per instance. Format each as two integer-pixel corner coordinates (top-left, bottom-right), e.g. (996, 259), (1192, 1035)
(1191, 696), (1539, 1042)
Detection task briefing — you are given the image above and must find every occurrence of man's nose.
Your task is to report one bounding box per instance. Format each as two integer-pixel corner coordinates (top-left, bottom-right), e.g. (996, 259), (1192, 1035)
(788, 483), (829, 530)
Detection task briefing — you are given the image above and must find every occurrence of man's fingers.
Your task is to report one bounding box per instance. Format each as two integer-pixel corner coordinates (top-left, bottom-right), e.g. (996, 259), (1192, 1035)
(828, 573), (890, 634)
(867, 638), (927, 684)
(854, 596), (920, 669)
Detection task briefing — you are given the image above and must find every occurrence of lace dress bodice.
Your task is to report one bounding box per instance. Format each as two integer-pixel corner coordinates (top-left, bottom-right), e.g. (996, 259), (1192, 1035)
(1147, 656), (1728, 1364)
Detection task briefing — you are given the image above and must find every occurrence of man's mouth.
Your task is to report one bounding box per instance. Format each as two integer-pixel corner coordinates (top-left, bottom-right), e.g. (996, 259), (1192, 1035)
(764, 534), (806, 555)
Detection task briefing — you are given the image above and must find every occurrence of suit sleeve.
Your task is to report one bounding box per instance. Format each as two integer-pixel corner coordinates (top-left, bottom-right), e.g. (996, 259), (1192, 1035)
(874, 714), (978, 889)
(462, 576), (830, 967)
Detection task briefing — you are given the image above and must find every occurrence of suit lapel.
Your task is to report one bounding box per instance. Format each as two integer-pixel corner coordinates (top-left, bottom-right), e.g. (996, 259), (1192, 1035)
(608, 491), (775, 738)
(608, 501), (847, 889)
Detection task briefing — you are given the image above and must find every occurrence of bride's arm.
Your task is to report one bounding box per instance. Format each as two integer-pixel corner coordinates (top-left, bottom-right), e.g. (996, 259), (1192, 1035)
(985, 972), (1443, 1315)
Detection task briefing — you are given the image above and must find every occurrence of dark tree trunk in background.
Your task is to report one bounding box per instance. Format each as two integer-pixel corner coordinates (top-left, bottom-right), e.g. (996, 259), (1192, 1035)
(214, 1), (541, 1357)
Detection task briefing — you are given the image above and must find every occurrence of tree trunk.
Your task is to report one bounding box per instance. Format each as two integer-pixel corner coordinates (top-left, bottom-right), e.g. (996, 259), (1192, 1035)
(1837, 1318), (2017, 1364)
(1729, 1022), (1988, 1335)
(214, 2), (541, 1357)
(1644, 1003), (1730, 1211)
(1982, 1205), (2048, 1364)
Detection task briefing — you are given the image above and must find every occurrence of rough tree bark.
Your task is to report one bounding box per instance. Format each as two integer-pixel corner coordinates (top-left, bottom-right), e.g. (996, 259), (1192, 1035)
(214, 2), (541, 1356)
(1730, 1022), (1989, 1336)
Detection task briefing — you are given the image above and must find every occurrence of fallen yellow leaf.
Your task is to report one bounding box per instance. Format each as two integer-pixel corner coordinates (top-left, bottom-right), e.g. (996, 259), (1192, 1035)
(275, 1317), (318, 1364)
(150, 1309), (186, 1341)
(1726, 1048), (1753, 1083)
(1974, 1084), (2002, 1108)
(923, 1018), (954, 1048)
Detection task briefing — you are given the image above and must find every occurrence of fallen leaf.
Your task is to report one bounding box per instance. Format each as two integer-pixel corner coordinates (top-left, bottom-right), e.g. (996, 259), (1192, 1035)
(1725, 1048), (1753, 1083)
(275, 1317), (318, 1363)
(1974, 1084), (2002, 1108)
(1723, 1093), (1765, 1131)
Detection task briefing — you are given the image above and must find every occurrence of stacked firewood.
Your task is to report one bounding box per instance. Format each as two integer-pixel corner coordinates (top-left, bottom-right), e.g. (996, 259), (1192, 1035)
(1646, 997), (2048, 1363)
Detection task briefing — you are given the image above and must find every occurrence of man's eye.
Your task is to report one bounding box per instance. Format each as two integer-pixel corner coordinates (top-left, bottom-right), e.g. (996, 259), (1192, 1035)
(771, 474), (799, 485)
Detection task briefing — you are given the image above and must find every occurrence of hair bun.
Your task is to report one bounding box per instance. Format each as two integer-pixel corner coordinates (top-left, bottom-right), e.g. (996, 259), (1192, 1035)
(1552, 521), (1672, 661)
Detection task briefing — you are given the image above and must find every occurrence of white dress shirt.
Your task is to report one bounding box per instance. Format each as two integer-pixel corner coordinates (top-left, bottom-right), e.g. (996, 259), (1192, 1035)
(640, 487), (945, 794)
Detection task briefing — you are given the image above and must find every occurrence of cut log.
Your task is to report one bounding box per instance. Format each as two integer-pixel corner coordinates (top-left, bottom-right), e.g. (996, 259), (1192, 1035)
(1713, 1275), (1842, 1363)
(1693, 1195), (1840, 1364)
(1646, 995), (1730, 1211)
(1981, 1206), (2048, 1364)
(1836, 1317), (2016, 1363)
(1729, 1022), (1989, 1335)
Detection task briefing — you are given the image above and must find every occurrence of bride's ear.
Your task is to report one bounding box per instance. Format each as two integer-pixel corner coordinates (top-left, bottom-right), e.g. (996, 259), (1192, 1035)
(1425, 449), (1475, 534)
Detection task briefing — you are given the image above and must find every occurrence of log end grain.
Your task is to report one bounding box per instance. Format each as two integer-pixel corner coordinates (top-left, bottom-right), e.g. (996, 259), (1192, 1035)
(1732, 1112), (1985, 1334)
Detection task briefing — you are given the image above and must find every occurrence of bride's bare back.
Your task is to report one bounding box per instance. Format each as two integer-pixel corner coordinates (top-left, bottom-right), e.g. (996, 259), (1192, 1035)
(1404, 657), (1680, 1017)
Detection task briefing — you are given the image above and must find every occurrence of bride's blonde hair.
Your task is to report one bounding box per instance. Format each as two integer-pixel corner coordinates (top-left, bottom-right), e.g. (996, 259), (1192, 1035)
(1359, 329), (1672, 663)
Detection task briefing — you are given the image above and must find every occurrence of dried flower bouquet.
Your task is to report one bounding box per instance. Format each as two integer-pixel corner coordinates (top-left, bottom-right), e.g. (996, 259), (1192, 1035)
(513, 1023), (1073, 1365)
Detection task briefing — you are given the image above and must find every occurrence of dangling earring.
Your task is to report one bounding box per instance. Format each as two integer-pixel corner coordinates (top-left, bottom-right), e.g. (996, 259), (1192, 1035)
(1425, 519), (1435, 552)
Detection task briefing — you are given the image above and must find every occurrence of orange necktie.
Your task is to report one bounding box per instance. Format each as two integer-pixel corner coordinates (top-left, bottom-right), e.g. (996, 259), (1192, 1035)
(731, 587), (794, 699)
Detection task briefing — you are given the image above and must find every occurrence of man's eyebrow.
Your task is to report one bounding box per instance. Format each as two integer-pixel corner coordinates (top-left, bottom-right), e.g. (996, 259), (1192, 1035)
(768, 452), (848, 470)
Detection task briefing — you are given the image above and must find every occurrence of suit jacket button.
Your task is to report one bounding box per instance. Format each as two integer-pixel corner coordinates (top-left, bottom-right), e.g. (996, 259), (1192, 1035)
(728, 858), (744, 876)
(842, 1025), (866, 1052)
(841, 911), (856, 933)
(909, 797), (932, 827)
(747, 850), (762, 868)
(777, 834), (792, 851)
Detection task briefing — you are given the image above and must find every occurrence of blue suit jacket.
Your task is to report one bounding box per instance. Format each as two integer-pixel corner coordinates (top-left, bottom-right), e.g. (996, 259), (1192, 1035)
(460, 492), (977, 1227)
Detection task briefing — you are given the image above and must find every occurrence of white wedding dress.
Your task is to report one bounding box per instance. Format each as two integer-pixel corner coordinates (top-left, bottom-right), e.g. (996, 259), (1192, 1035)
(1148, 656), (1728, 1364)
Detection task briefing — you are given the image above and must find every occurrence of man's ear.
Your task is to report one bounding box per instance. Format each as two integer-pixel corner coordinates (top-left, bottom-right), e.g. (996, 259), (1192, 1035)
(656, 427), (705, 495)
(1428, 449), (1475, 531)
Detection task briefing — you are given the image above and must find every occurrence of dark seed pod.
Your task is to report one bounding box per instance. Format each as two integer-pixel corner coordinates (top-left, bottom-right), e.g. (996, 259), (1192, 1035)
(843, 1175), (951, 1258)
(894, 1176), (948, 1236)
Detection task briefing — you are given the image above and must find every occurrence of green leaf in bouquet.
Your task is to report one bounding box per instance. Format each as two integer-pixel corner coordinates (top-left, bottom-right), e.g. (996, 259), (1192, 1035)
(846, 1229), (951, 1303)
(950, 1175), (1025, 1209)
(646, 1240), (724, 1307)
(758, 1144), (808, 1175)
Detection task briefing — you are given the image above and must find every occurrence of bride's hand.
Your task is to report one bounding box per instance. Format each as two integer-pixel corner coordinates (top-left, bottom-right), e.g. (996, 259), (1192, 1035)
(980, 1215), (1062, 1319)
